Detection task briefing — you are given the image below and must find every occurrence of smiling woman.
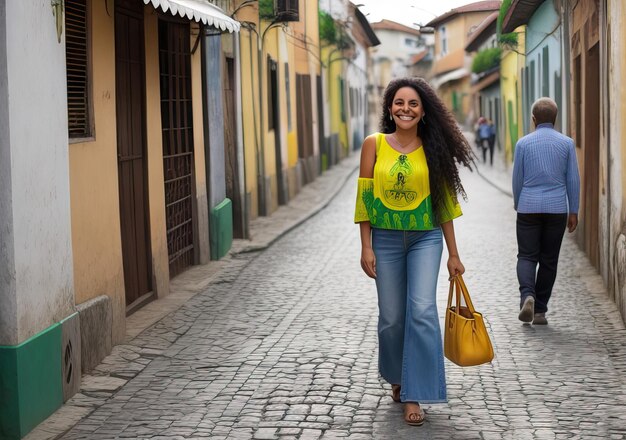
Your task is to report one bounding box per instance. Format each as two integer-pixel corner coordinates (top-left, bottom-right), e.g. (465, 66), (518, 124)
(353, 76), (473, 427)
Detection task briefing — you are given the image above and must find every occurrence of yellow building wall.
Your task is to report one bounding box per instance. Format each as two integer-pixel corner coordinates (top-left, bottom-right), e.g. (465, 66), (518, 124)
(306, 0), (320, 77)
(70, 6), (208, 348)
(500, 27), (525, 163)
(434, 18), (466, 74)
(232, 3), (261, 219)
(69, 2), (125, 344)
(190, 22), (209, 264)
(284, 32), (299, 169)
(241, 31), (261, 219)
(305, 0), (320, 161)
(264, 27), (279, 213)
(236, 1), (321, 215)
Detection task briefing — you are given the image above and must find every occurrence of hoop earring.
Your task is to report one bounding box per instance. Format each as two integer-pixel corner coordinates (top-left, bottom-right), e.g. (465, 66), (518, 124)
(421, 115), (427, 125)
(389, 113), (393, 121)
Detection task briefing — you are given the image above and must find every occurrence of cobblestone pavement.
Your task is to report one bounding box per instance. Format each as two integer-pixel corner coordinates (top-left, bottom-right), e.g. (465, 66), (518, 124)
(28, 155), (626, 440)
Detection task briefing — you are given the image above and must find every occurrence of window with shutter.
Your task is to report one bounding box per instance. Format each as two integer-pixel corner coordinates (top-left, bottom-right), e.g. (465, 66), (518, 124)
(65, 0), (92, 139)
(274, 0), (299, 22)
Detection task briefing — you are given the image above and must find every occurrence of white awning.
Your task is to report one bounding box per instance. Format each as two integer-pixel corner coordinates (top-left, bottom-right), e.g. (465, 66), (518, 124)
(432, 68), (469, 89)
(143, 0), (240, 33)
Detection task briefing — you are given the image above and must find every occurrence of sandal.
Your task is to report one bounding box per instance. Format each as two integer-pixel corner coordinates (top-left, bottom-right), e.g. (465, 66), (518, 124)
(404, 403), (425, 426)
(391, 384), (401, 402)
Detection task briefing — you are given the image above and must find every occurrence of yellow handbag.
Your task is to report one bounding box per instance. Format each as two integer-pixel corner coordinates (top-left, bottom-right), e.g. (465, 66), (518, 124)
(444, 275), (494, 367)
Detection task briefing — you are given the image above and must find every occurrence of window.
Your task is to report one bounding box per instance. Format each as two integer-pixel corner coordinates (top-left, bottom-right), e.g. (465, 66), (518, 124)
(440, 26), (448, 56)
(65, 0), (92, 138)
(404, 38), (416, 48)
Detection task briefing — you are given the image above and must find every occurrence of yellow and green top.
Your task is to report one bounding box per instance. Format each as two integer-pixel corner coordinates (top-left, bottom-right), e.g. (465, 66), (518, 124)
(354, 133), (462, 230)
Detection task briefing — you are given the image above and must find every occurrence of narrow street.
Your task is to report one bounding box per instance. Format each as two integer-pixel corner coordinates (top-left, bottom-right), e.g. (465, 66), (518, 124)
(29, 158), (626, 440)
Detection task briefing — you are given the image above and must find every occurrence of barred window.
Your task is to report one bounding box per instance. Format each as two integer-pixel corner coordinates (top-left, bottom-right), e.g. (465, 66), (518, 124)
(65, 0), (92, 138)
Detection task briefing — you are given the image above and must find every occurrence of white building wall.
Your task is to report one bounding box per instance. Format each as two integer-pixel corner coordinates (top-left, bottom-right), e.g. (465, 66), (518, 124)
(0, 0), (74, 345)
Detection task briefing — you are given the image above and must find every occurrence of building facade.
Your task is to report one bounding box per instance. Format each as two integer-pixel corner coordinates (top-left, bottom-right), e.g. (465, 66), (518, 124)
(427, 0), (502, 125)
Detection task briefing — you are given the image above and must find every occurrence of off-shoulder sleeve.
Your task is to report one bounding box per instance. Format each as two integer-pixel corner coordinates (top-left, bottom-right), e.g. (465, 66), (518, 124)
(354, 177), (374, 223)
(438, 184), (463, 223)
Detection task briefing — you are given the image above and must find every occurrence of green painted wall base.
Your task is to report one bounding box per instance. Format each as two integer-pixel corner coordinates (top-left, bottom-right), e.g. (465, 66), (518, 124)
(210, 198), (233, 260)
(0, 323), (63, 439)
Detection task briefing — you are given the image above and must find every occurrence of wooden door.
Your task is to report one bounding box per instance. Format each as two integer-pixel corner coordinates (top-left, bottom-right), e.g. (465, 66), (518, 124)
(583, 42), (600, 267)
(158, 19), (196, 277)
(223, 57), (244, 238)
(115, 0), (152, 307)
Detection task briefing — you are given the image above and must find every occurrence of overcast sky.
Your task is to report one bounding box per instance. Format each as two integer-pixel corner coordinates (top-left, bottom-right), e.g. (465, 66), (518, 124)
(355, 0), (483, 28)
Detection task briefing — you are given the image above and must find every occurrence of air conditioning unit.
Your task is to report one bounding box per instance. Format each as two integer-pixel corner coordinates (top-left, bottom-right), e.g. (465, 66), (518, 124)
(274, 0), (299, 22)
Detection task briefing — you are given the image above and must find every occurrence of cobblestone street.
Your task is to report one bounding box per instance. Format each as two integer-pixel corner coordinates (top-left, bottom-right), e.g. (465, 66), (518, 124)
(27, 156), (626, 440)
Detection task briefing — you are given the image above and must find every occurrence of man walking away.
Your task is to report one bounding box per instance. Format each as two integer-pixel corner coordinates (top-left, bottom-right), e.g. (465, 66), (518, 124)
(512, 97), (580, 325)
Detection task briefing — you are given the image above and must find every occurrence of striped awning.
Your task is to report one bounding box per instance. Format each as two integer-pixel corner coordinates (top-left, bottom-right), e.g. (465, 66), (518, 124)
(143, 0), (240, 33)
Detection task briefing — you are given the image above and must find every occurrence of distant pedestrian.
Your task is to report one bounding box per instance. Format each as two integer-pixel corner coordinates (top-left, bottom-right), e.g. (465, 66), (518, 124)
(477, 117), (490, 161)
(354, 77), (473, 426)
(486, 119), (496, 165)
(512, 97), (580, 325)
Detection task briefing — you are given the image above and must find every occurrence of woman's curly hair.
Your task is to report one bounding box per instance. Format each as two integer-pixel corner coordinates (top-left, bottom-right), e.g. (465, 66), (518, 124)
(379, 77), (474, 221)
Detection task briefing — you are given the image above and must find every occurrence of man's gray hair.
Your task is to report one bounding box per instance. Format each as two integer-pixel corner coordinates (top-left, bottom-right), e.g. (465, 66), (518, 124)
(531, 97), (558, 124)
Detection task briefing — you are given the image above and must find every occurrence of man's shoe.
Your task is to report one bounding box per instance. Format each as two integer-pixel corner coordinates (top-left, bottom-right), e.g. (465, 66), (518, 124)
(533, 312), (548, 325)
(518, 296), (535, 323)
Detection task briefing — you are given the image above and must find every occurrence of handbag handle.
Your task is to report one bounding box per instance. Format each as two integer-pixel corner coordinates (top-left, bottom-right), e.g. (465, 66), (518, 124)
(447, 274), (477, 314)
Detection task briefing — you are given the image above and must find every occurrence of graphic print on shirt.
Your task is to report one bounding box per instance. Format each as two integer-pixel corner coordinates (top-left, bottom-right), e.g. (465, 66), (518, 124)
(385, 154), (418, 207)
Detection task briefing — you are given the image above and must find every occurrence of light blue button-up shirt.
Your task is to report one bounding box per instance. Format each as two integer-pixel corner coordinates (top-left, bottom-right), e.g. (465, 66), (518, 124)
(512, 123), (580, 214)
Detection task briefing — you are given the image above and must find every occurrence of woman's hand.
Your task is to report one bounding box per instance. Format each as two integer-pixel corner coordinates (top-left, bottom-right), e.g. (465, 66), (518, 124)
(447, 255), (465, 279)
(361, 247), (377, 278)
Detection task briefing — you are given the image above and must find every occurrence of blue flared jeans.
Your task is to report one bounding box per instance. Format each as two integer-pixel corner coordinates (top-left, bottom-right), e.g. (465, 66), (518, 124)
(372, 227), (447, 404)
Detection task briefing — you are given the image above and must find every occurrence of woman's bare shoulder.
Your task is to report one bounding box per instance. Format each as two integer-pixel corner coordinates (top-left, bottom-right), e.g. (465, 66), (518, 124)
(361, 133), (379, 150)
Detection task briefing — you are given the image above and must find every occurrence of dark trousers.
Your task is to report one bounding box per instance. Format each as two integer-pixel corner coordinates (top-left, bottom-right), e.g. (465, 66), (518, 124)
(516, 213), (567, 313)
(480, 138), (494, 165)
